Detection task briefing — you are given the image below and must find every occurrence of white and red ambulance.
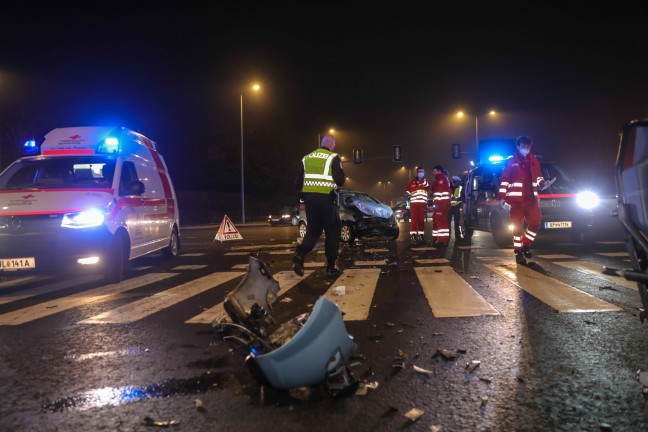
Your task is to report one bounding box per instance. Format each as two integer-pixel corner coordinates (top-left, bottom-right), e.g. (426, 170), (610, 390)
(0, 126), (180, 283)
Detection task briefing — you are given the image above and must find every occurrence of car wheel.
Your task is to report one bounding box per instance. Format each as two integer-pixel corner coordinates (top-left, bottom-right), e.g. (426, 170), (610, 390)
(162, 227), (180, 258)
(103, 231), (128, 284)
(340, 222), (355, 244)
(298, 221), (307, 238)
(291, 216), (299, 226)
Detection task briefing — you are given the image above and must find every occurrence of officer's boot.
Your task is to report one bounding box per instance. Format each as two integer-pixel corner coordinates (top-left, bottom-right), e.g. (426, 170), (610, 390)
(410, 234), (418, 245)
(293, 252), (305, 276)
(326, 259), (342, 278)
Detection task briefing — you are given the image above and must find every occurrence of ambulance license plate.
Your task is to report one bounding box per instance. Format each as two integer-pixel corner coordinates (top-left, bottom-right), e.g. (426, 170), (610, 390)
(0, 257), (36, 270)
(545, 221), (572, 229)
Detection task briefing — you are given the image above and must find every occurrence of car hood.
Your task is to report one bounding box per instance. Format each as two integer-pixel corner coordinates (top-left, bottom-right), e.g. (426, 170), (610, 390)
(349, 199), (393, 218)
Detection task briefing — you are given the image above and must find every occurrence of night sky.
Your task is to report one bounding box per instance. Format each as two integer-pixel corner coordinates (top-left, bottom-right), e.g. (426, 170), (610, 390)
(1, 2), (647, 202)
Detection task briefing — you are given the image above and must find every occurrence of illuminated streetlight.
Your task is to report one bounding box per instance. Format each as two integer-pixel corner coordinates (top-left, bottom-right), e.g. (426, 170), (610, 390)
(241, 83), (261, 224)
(378, 180), (391, 202)
(456, 110), (496, 162)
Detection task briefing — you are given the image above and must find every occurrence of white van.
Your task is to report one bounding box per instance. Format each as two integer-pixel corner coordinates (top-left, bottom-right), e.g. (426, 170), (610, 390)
(0, 126), (180, 283)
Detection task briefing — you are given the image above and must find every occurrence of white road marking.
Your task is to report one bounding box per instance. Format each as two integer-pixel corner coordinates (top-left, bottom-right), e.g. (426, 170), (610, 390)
(364, 248), (388, 253)
(415, 266), (499, 318)
(355, 260), (388, 266)
(536, 254), (576, 259)
(227, 244), (295, 251)
(224, 252), (249, 256)
(553, 260), (638, 291)
(180, 253), (206, 257)
(415, 259), (450, 264)
(0, 273), (178, 326)
(410, 247), (436, 251)
(0, 276), (47, 289)
(79, 272), (245, 324)
(268, 250), (293, 255)
(185, 270), (314, 324)
(323, 268), (381, 321)
(484, 261), (622, 313)
(0, 275), (101, 306)
(597, 252), (630, 258)
(172, 265), (208, 270)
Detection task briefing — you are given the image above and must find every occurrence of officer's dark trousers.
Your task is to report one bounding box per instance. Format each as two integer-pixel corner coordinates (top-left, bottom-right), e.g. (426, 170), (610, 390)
(448, 205), (462, 238)
(296, 193), (341, 264)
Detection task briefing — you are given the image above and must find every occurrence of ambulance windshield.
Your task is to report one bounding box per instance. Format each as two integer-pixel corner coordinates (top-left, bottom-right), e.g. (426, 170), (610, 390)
(0, 157), (117, 190)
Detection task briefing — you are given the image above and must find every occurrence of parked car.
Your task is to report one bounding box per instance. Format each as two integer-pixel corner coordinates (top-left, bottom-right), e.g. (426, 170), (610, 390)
(297, 190), (399, 243)
(463, 157), (600, 247)
(268, 206), (300, 226)
(392, 199), (434, 223)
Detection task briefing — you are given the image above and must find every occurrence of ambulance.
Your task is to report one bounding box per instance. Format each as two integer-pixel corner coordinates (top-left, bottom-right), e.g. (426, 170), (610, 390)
(0, 126), (180, 283)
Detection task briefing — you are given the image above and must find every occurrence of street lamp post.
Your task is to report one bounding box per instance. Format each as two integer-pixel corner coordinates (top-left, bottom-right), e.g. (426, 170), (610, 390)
(379, 180), (391, 202)
(240, 83), (261, 224)
(457, 110), (496, 162)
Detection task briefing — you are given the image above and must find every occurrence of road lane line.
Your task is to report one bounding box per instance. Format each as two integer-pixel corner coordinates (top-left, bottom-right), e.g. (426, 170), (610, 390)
(536, 254), (576, 259)
(323, 268), (381, 321)
(483, 262), (622, 313)
(597, 252), (629, 258)
(415, 259), (450, 264)
(0, 275), (102, 306)
(185, 270), (314, 324)
(355, 260), (388, 266)
(415, 266), (499, 318)
(553, 260), (638, 291)
(79, 272), (245, 324)
(0, 273), (178, 326)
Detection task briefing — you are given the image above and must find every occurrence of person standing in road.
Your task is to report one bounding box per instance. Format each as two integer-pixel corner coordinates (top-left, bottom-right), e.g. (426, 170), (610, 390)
(431, 165), (451, 246)
(448, 175), (464, 241)
(293, 134), (345, 278)
(498, 135), (556, 264)
(405, 166), (430, 245)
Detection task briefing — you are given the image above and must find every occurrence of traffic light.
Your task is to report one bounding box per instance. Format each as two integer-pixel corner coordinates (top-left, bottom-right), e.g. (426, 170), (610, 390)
(393, 145), (402, 162)
(452, 143), (461, 159)
(353, 149), (363, 164)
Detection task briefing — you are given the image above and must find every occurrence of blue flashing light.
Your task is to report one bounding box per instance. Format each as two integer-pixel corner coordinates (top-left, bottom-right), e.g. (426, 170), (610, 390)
(23, 139), (38, 155)
(98, 137), (120, 154)
(488, 154), (504, 163)
(250, 347), (259, 356)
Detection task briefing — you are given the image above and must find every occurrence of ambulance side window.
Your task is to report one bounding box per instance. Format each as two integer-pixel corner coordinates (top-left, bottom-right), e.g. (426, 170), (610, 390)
(119, 162), (141, 196)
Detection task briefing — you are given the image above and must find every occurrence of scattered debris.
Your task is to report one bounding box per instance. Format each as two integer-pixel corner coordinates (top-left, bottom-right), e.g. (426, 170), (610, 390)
(279, 297), (293, 303)
(638, 370), (648, 386)
(404, 408), (424, 422)
(432, 332), (443, 336)
(599, 423), (612, 431)
(506, 298), (514, 302)
(479, 377), (492, 384)
(194, 399), (206, 412)
(413, 365), (434, 375)
(469, 276), (480, 279)
(387, 322), (395, 327)
(355, 380), (379, 396)
(434, 269), (442, 273)
(480, 395), (489, 406)
(584, 320), (597, 325)
(457, 348), (467, 354)
(334, 285), (346, 296)
(288, 386), (312, 401)
(466, 360), (481, 373)
(599, 286), (618, 291)
(142, 417), (181, 427)
(430, 425), (443, 432)
(434, 348), (458, 360)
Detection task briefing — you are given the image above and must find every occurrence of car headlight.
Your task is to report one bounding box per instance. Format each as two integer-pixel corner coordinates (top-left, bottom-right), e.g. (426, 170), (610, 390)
(576, 191), (600, 210)
(61, 209), (105, 228)
(282, 214), (290, 218)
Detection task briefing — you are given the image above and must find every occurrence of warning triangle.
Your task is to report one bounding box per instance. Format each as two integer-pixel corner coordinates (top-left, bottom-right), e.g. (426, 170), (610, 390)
(214, 215), (243, 242)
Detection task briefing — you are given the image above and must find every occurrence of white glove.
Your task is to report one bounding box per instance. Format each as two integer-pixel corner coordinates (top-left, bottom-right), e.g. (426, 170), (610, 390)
(541, 177), (557, 191)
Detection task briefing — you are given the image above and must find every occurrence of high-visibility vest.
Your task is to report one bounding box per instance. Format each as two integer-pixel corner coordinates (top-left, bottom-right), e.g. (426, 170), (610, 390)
(451, 185), (462, 206)
(302, 148), (339, 194)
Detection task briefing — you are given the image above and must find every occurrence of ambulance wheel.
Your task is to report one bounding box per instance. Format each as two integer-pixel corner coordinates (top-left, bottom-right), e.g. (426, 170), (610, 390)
(490, 214), (511, 248)
(103, 232), (127, 284)
(298, 221), (307, 238)
(162, 227), (180, 258)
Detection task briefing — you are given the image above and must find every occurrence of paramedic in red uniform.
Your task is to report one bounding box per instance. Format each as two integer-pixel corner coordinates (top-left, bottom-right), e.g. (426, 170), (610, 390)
(405, 166), (430, 245)
(498, 135), (556, 264)
(430, 165), (451, 246)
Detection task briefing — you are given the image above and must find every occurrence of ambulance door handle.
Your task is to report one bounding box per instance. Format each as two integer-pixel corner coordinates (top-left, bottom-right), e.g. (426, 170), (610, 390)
(140, 198), (145, 205)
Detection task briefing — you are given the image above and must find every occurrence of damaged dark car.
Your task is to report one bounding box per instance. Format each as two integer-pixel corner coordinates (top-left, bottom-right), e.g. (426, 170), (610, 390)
(297, 190), (399, 243)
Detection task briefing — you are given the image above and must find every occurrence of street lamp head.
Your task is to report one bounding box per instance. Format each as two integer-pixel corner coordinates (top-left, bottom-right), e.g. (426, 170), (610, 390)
(457, 111), (465, 118)
(251, 84), (261, 92)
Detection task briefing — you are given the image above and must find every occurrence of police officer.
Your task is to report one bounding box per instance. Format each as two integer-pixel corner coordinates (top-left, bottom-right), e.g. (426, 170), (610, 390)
(448, 175), (464, 240)
(293, 134), (345, 278)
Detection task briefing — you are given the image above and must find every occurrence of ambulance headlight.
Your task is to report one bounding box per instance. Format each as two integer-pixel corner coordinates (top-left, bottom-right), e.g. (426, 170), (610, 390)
(61, 209), (105, 228)
(576, 191), (600, 210)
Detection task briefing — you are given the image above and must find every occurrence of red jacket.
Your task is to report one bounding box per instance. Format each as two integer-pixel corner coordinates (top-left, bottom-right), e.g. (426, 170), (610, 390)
(406, 178), (430, 204)
(431, 172), (451, 210)
(498, 151), (546, 203)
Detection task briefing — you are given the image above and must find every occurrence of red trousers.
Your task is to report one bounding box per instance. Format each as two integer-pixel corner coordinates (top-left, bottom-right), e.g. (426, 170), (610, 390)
(432, 203), (450, 243)
(409, 202), (426, 235)
(509, 199), (541, 252)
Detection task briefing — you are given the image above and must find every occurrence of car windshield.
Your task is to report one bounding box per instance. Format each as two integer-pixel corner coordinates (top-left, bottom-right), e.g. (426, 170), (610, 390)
(0, 156), (116, 190)
(538, 163), (577, 194)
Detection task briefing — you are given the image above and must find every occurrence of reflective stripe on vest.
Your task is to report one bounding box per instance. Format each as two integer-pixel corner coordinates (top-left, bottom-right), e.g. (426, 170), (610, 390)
(302, 149), (338, 194)
(451, 185), (462, 206)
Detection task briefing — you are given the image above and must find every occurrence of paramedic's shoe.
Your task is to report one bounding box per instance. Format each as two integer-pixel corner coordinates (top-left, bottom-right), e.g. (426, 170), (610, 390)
(515, 251), (527, 265)
(293, 254), (304, 276)
(410, 234), (418, 245)
(521, 245), (532, 258)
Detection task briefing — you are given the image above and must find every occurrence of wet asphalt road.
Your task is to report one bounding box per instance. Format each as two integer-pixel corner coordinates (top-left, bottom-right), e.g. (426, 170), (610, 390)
(1, 209), (648, 432)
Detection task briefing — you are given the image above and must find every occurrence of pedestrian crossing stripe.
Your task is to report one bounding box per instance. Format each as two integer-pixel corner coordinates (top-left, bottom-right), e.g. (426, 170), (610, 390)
(355, 260), (388, 266)
(323, 268), (381, 321)
(483, 261), (622, 313)
(0, 273), (178, 326)
(415, 266), (499, 317)
(415, 259), (450, 264)
(214, 215), (243, 242)
(185, 270), (314, 324)
(0, 275), (100, 306)
(552, 260), (638, 291)
(597, 252), (629, 258)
